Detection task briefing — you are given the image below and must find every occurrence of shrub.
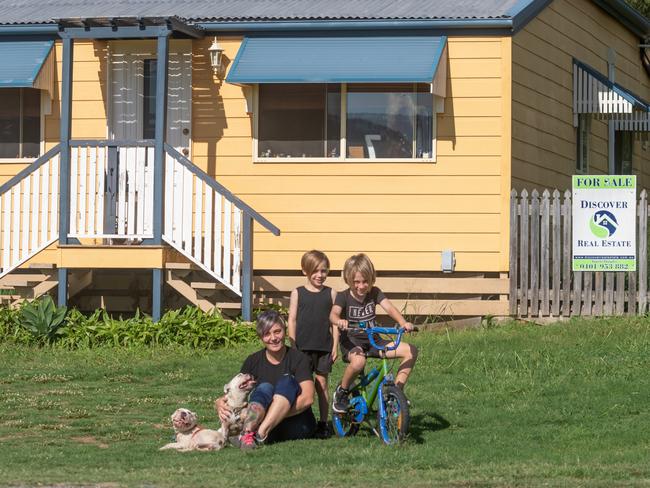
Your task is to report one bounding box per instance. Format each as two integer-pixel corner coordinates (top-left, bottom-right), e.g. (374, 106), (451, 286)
(0, 302), (258, 349)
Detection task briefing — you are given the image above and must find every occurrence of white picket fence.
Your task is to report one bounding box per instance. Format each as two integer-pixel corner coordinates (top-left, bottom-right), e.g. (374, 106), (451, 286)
(163, 146), (243, 295)
(0, 146), (60, 278)
(68, 142), (154, 239)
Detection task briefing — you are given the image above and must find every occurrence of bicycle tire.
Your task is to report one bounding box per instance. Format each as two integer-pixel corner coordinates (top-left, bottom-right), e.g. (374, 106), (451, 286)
(377, 384), (410, 444)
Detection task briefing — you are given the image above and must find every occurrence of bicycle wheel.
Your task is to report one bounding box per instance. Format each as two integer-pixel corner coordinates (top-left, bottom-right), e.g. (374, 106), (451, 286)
(377, 384), (410, 444)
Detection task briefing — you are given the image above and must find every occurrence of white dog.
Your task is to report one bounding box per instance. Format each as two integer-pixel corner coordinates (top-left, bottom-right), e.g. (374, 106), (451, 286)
(219, 373), (256, 440)
(159, 408), (226, 451)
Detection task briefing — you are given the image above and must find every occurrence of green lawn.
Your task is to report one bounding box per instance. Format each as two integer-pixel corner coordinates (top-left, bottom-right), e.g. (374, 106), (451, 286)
(0, 317), (649, 487)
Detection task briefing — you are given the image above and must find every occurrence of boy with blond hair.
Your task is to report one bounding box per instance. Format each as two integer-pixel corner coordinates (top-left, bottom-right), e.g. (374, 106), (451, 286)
(288, 250), (338, 438)
(330, 253), (418, 413)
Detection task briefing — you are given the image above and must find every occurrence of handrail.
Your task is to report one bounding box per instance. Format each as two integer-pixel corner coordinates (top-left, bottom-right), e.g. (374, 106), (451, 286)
(0, 144), (61, 196)
(70, 139), (156, 148)
(164, 143), (280, 236)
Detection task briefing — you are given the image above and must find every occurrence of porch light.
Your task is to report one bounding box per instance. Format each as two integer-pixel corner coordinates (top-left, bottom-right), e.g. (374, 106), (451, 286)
(209, 37), (224, 76)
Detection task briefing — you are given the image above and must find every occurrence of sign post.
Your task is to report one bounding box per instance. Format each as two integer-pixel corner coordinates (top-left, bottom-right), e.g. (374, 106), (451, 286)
(572, 175), (636, 272)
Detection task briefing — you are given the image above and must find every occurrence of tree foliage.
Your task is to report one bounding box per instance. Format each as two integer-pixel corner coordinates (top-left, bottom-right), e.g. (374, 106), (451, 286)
(625, 0), (650, 19)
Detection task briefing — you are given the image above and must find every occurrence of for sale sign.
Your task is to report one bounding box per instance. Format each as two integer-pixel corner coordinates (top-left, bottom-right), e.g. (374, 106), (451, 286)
(572, 175), (636, 271)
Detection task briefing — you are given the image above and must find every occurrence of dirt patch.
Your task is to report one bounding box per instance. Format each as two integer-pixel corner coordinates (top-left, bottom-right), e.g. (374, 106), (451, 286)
(70, 435), (109, 449)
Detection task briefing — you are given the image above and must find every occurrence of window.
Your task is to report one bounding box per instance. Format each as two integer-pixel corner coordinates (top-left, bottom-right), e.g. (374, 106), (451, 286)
(256, 83), (435, 160)
(0, 88), (41, 159)
(614, 130), (633, 175)
(576, 114), (590, 173)
(142, 59), (157, 139)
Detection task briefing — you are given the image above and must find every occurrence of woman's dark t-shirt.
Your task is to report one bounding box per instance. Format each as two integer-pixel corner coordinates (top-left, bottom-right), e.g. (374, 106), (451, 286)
(240, 346), (312, 386)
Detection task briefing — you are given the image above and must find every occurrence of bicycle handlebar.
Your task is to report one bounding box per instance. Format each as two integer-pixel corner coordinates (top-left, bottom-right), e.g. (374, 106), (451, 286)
(346, 321), (418, 352)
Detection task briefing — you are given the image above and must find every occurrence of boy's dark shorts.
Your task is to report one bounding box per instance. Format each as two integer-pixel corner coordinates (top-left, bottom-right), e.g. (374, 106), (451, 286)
(340, 332), (391, 362)
(302, 350), (333, 375)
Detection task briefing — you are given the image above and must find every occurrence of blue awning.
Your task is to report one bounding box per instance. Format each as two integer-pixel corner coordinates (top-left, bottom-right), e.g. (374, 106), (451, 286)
(0, 40), (54, 89)
(226, 35), (447, 85)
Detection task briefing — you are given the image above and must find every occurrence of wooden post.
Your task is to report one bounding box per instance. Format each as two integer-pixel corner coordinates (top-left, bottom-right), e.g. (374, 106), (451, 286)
(561, 190), (571, 317)
(552, 190), (561, 316)
(541, 189), (550, 316)
(520, 189), (529, 316)
(509, 189), (518, 316)
(639, 190), (648, 314)
(530, 189), (540, 316)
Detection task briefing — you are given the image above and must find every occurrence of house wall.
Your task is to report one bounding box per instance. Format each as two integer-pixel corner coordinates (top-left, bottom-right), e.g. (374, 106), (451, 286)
(1, 35), (512, 276)
(192, 35), (512, 273)
(512, 0), (650, 193)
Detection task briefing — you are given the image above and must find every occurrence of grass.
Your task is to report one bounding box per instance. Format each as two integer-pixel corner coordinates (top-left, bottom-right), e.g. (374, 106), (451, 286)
(0, 317), (649, 487)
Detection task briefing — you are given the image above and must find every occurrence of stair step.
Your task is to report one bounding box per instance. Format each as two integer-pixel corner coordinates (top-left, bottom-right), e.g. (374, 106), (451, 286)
(165, 262), (197, 270)
(28, 263), (56, 269)
(189, 281), (228, 290)
(0, 274), (53, 286)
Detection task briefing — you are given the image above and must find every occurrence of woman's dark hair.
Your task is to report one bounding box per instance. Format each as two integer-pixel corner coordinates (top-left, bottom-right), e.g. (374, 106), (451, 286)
(256, 310), (286, 337)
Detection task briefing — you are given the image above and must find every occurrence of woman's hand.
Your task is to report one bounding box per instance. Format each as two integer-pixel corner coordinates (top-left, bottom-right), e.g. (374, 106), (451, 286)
(214, 395), (231, 424)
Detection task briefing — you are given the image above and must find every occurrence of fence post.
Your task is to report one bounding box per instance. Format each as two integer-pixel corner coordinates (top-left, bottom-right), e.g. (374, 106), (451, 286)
(530, 189), (540, 316)
(639, 190), (648, 314)
(541, 190), (550, 316)
(509, 189), (518, 316)
(552, 190), (561, 316)
(520, 189), (529, 316)
(561, 190), (572, 317)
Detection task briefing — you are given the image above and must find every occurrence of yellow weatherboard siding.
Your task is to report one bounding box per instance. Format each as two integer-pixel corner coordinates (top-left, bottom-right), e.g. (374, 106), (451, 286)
(193, 36), (508, 272)
(512, 0), (650, 193)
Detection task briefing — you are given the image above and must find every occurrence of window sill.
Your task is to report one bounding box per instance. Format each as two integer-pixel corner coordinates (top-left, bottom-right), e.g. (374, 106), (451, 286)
(253, 157), (437, 164)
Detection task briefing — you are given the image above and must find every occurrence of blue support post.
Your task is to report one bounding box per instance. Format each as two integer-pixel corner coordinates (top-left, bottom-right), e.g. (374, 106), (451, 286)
(57, 268), (68, 307)
(241, 214), (254, 321)
(152, 34), (169, 246)
(152, 268), (163, 322)
(151, 34), (169, 320)
(58, 36), (73, 246)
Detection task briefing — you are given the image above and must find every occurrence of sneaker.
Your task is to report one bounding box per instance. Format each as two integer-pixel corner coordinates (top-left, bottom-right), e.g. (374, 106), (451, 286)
(314, 421), (331, 439)
(238, 431), (258, 450)
(332, 386), (349, 413)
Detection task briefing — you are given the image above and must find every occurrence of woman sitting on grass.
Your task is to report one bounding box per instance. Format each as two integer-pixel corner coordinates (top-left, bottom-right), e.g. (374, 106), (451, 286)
(214, 310), (316, 449)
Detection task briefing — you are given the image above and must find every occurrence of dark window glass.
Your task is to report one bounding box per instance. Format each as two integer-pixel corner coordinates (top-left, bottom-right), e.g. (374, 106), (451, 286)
(347, 83), (432, 159)
(143, 59), (157, 140)
(22, 88), (41, 158)
(258, 84), (340, 158)
(0, 88), (40, 158)
(576, 114), (590, 173)
(614, 131), (633, 175)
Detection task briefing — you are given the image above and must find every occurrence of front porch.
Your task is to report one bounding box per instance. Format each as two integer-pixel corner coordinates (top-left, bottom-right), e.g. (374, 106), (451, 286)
(0, 17), (279, 320)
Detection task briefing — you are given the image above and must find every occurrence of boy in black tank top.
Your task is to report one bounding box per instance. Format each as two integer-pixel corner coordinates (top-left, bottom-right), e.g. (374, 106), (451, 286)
(288, 250), (339, 438)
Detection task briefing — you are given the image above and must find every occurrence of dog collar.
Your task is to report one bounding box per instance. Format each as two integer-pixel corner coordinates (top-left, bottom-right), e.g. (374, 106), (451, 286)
(190, 426), (203, 438)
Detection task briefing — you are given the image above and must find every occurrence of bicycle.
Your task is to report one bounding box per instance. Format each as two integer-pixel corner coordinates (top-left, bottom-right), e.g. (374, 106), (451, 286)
(332, 321), (417, 445)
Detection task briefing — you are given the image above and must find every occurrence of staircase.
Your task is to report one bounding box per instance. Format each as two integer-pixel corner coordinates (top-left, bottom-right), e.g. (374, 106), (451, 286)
(0, 141), (279, 317)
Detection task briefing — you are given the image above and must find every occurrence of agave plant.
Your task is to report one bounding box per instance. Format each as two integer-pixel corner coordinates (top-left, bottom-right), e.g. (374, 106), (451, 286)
(20, 296), (68, 344)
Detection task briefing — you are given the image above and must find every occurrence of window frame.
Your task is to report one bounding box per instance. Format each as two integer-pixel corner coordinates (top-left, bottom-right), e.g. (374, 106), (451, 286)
(252, 83), (439, 163)
(0, 88), (45, 163)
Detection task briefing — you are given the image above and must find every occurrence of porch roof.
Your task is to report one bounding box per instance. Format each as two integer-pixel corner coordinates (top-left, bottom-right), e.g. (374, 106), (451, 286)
(0, 39), (54, 93)
(226, 35), (448, 86)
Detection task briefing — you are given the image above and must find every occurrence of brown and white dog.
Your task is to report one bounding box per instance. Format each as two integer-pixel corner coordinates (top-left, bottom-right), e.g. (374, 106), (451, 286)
(159, 408), (226, 451)
(218, 372), (256, 440)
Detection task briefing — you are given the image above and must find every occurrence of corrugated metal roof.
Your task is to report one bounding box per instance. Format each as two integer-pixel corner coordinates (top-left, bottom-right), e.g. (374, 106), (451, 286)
(0, 40), (53, 86)
(0, 0), (524, 25)
(226, 35), (447, 84)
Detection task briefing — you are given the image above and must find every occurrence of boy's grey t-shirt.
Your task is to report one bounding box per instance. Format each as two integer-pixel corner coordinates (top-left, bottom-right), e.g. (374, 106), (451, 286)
(334, 287), (386, 339)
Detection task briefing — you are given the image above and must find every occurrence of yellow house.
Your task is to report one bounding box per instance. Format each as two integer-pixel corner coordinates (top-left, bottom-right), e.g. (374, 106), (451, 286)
(0, 0), (647, 320)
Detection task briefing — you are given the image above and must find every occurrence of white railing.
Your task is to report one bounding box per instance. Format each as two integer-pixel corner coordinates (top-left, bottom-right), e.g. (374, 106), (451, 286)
(0, 146), (60, 278)
(163, 147), (243, 295)
(68, 141), (154, 240)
